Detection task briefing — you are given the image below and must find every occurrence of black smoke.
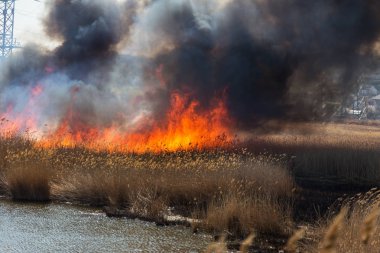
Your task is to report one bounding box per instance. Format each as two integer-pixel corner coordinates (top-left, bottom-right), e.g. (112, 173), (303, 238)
(43, 0), (138, 80)
(1, 0), (380, 132)
(149, 0), (380, 128)
(0, 0), (140, 133)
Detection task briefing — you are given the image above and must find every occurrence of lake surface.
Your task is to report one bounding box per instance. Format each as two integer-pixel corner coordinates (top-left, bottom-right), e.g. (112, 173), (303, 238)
(0, 201), (211, 253)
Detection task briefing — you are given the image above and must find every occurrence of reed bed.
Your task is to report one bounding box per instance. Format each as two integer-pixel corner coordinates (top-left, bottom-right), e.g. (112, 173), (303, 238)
(6, 165), (50, 201)
(2, 122), (380, 250)
(243, 122), (380, 189)
(0, 136), (295, 239)
(301, 189), (380, 253)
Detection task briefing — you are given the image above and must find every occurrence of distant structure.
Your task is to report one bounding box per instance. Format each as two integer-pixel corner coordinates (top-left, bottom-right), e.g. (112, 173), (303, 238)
(336, 73), (380, 120)
(0, 0), (20, 59)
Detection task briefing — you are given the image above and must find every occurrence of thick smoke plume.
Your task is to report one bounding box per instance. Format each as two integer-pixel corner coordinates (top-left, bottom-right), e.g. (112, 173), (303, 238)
(1, 0), (380, 135)
(143, 0), (380, 127)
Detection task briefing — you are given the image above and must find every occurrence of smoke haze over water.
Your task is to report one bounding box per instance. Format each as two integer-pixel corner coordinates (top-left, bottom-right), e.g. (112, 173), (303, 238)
(1, 0), (380, 135)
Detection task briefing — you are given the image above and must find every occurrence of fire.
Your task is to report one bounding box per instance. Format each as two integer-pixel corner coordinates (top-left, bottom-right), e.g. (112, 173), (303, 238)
(2, 87), (233, 153)
(0, 84), (43, 137)
(0, 80), (233, 153)
(120, 92), (233, 153)
(0, 65), (233, 153)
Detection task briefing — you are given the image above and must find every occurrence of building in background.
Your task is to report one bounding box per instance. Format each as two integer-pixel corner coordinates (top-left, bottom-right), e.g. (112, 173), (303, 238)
(341, 74), (380, 120)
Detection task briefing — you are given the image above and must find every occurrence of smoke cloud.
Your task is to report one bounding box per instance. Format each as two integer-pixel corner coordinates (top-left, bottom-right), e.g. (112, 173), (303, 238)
(1, 0), (380, 135)
(137, 0), (380, 127)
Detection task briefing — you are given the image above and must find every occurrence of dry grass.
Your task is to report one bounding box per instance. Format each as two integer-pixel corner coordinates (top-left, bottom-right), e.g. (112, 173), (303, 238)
(204, 235), (227, 253)
(2, 122), (380, 248)
(0, 136), (295, 238)
(0, 140), (51, 201)
(285, 228), (305, 253)
(304, 189), (380, 253)
(194, 163), (295, 239)
(320, 208), (347, 253)
(49, 152), (295, 235)
(5, 165), (50, 201)
(241, 122), (380, 188)
(240, 233), (256, 253)
(199, 194), (292, 238)
(360, 202), (380, 245)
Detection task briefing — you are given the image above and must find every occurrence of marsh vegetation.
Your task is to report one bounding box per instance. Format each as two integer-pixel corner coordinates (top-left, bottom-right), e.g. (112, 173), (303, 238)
(1, 122), (380, 252)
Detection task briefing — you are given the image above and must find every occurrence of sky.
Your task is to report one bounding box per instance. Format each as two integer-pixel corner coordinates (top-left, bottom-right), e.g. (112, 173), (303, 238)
(14, 0), (52, 48)
(13, 0), (127, 50)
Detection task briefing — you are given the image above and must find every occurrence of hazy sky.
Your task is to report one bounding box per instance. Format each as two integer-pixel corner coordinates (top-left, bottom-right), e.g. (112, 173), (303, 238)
(14, 0), (52, 48)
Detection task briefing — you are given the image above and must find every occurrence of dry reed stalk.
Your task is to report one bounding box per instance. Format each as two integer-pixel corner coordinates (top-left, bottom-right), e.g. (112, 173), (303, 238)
(0, 135), (297, 240)
(361, 203), (380, 245)
(240, 233), (256, 253)
(6, 166), (51, 202)
(320, 208), (347, 253)
(202, 193), (293, 238)
(285, 227), (305, 253)
(204, 235), (227, 253)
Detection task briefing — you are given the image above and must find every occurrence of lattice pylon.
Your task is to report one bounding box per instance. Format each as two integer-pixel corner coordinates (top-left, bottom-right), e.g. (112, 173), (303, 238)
(0, 0), (18, 59)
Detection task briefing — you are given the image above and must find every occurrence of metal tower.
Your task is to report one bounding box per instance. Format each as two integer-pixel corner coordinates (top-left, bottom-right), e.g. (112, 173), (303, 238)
(0, 0), (19, 59)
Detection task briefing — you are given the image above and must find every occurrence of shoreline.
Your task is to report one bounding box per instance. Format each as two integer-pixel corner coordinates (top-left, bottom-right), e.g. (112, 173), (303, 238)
(1, 122), (380, 252)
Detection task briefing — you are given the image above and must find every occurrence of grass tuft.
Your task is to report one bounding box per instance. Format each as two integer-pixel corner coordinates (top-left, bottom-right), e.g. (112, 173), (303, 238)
(6, 165), (50, 202)
(240, 233), (256, 253)
(285, 227), (305, 253)
(361, 203), (380, 245)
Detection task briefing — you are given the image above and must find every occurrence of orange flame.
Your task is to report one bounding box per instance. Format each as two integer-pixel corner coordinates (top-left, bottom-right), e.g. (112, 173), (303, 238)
(0, 84), (43, 137)
(36, 92), (233, 153)
(0, 79), (233, 153)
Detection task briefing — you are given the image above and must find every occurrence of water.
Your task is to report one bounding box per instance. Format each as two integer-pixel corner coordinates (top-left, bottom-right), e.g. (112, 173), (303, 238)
(0, 201), (211, 253)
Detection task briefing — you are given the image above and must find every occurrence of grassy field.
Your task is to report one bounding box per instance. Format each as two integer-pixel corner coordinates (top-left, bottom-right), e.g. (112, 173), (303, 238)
(1, 122), (380, 251)
(0, 136), (295, 241)
(241, 122), (380, 189)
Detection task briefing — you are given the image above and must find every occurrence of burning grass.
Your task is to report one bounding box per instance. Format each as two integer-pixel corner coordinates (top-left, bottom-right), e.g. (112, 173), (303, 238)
(0, 135), (295, 239)
(2, 122), (380, 250)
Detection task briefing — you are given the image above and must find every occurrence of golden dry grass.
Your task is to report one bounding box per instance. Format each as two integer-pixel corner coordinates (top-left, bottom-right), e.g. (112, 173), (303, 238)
(240, 233), (256, 253)
(0, 135), (295, 238)
(320, 208), (347, 253)
(2, 121), (380, 248)
(204, 235), (227, 253)
(195, 172), (294, 239)
(1, 140), (51, 201)
(241, 122), (380, 188)
(285, 227), (305, 253)
(5, 165), (50, 201)
(200, 195), (292, 238)
(303, 189), (380, 253)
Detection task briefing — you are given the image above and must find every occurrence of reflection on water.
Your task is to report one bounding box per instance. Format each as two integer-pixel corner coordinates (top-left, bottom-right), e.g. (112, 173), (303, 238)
(0, 201), (211, 253)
